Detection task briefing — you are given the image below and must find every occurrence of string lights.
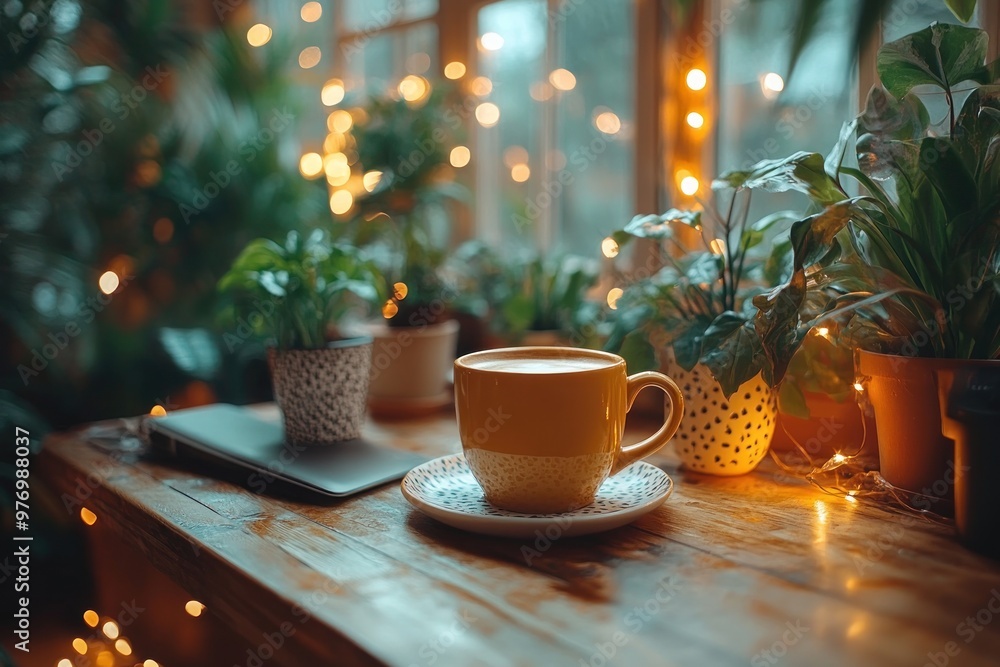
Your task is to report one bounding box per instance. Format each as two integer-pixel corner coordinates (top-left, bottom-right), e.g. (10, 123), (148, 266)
(57, 609), (168, 666)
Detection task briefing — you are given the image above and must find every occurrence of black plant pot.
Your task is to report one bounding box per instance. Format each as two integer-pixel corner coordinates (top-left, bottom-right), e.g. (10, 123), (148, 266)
(938, 366), (1000, 560)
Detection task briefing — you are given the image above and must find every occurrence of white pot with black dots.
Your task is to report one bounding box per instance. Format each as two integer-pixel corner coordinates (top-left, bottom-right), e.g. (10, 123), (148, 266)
(666, 355), (776, 475)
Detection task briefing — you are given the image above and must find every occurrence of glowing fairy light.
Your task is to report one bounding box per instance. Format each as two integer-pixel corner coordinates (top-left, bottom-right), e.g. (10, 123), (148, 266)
(601, 237), (620, 258)
(686, 68), (707, 90)
(450, 146), (471, 168)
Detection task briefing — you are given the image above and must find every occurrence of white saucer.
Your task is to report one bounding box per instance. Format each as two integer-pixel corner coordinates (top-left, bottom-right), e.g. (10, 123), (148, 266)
(400, 453), (674, 538)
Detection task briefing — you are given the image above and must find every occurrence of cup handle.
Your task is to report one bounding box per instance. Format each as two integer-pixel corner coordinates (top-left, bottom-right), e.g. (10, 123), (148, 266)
(611, 371), (685, 475)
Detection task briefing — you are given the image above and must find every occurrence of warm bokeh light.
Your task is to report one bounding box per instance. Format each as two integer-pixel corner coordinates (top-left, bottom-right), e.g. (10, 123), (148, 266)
(710, 238), (727, 256)
(510, 163), (530, 182)
(607, 288), (624, 310)
(363, 171), (383, 192)
(299, 152), (323, 179)
(601, 237), (620, 258)
(300, 1), (322, 21)
(84, 610), (99, 627)
(398, 75), (429, 102)
(324, 133), (345, 153)
(58, 660), (73, 667)
(325, 160), (351, 187)
(450, 145), (471, 168)
(763, 72), (785, 93)
(98, 271), (119, 295)
(480, 32), (504, 51)
(475, 102), (500, 127)
(444, 61), (466, 79)
(185, 600), (205, 617)
(329, 190), (353, 215)
(407, 52), (430, 74)
(73, 638), (87, 654)
(150, 405), (167, 417)
(298, 46), (322, 69)
(549, 68), (576, 91)
(686, 68), (707, 90)
(546, 149), (566, 170)
(247, 24), (272, 47)
(102, 621), (119, 639)
(393, 282), (409, 300)
(470, 76), (492, 96)
(152, 217), (174, 243)
(529, 81), (553, 101)
(502, 145), (529, 168)
(96, 651), (114, 667)
(321, 79), (345, 106)
(686, 111), (705, 129)
(115, 639), (132, 656)
(81, 507), (97, 525)
(144, 661), (161, 667)
(350, 106), (369, 124)
(382, 299), (399, 319)
(680, 175), (700, 196)
(594, 111), (621, 135)
(328, 109), (353, 133)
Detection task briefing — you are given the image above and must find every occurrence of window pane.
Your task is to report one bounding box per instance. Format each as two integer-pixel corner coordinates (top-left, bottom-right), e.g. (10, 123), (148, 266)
(343, 23), (438, 95)
(475, 0), (547, 248)
(342, 0), (438, 34)
(554, 0), (634, 256)
(476, 0), (634, 255)
(716, 0), (855, 216)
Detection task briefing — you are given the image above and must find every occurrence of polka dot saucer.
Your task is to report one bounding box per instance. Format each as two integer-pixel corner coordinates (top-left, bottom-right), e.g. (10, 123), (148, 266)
(401, 453), (674, 538)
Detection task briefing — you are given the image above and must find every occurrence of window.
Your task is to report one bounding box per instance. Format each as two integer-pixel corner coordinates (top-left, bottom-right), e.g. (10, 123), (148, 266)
(266, 0), (999, 254)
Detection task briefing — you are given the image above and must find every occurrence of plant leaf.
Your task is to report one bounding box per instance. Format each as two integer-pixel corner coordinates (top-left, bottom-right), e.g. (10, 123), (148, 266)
(700, 318), (763, 398)
(742, 152), (844, 206)
(753, 271), (808, 383)
(777, 380), (811, 419)
(619, 330), (658, 373)
(877, 23), (988, 99)
(945, 0), (978, 23)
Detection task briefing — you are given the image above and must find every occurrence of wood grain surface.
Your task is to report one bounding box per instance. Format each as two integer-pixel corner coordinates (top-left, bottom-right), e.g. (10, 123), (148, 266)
(38, 407), (1000, 667)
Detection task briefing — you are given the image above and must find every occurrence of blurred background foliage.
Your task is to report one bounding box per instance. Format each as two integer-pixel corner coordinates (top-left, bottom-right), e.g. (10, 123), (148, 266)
(1, 0), (328, 436)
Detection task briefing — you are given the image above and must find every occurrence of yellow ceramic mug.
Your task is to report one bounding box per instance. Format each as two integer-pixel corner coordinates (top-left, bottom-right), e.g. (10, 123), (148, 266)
(454, 347), (684, 513)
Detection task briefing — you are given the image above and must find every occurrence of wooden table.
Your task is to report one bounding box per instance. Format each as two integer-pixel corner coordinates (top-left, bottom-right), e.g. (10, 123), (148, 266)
(40, 407), (1000, 667)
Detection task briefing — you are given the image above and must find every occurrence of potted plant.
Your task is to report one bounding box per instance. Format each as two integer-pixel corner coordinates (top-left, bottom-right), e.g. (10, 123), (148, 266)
(606, 180), (801, 475)
(753, 23), (1000, 501)
(335, 86), (465, 416)
(217, 229), (385, 443)
(758, 237), (871, 461)
(453, 242), (601, 348)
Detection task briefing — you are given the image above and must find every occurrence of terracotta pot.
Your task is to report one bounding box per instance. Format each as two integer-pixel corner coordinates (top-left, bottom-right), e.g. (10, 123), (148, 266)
(857, 350), (999, 503)
(666, 354), (777, 476)
(367, 319), (459, 417)
(268, 337), (373, 445)
(771, 391), (874, 460)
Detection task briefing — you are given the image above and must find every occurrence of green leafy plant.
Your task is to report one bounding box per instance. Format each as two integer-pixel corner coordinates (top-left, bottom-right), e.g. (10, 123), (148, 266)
(217, 230), (385, 349)
(454, 242), (600, 342)
(754, 22), (1000, 381)
(340, 86), (466, 327)
(605, 181), (800, 397)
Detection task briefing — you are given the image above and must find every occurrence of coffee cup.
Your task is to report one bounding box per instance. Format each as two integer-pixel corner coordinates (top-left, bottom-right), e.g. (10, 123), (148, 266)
(454, 347), (684, 513)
